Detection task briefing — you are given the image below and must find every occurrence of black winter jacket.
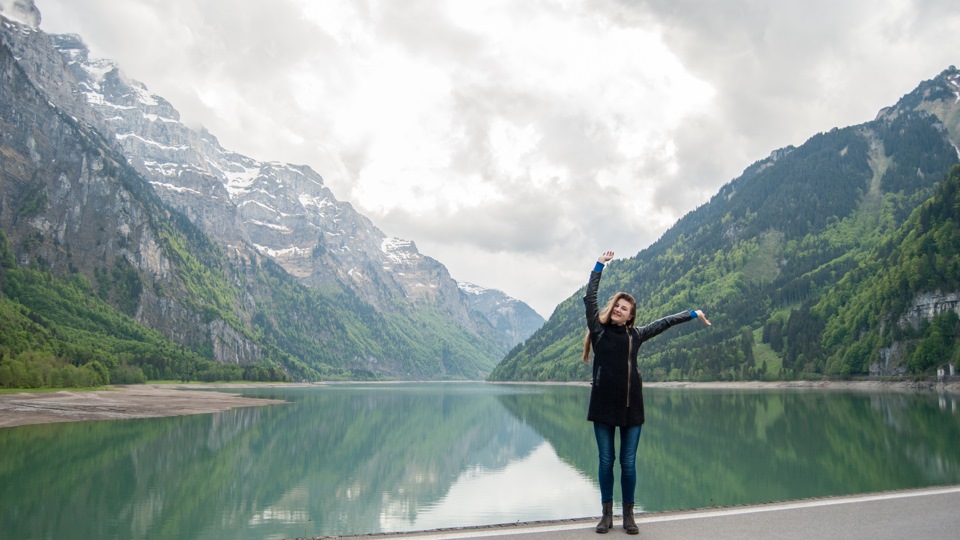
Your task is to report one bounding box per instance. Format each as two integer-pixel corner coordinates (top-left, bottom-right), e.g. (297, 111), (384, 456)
(584, 268), (695, 426)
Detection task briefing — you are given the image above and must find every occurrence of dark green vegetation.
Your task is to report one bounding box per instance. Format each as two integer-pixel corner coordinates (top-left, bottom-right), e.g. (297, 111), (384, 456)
(491, 68), (960, 382)
(1, 229), (285, 387)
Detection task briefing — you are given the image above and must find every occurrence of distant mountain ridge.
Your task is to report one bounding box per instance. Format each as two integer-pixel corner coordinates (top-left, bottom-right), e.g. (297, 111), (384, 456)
(0, 3), (543, 383)
(491, 66), (960, 382)
(458, 282), (545, 346)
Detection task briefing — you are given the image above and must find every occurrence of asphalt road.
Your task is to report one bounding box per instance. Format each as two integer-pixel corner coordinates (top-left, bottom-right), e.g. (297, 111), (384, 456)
(320, 485), (960, 540)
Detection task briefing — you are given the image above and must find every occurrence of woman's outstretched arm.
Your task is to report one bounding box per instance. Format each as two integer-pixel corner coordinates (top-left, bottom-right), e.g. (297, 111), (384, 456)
(584, 252), (614, 332)
(582, 251), (613, 363)
(634, 309), (712, 342)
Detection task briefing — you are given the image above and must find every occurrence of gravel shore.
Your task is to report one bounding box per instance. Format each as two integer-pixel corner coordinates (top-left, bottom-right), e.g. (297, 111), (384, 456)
(0, 384), (289, 429)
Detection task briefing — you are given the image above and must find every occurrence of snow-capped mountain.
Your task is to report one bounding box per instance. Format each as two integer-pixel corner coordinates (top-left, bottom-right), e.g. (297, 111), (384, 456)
(9, 8), (542, 336)
(0, 3), (543, 378)
(459, 282), (545, 346)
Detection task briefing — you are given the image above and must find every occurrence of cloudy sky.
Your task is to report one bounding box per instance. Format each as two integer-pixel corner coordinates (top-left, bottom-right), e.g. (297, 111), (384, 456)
(28, 0), (960, 316)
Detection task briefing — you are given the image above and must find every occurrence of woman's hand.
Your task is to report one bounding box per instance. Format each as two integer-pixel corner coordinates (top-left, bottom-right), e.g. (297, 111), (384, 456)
(598, 251), (615, 264)
(694, 310), (712, 326)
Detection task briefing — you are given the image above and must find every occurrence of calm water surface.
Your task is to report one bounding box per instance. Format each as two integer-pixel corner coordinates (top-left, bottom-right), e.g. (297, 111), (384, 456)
(1, 383), (959, 539)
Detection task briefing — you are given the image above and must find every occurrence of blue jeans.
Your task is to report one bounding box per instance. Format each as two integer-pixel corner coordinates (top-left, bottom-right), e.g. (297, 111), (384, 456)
(593, 422), (643, 504)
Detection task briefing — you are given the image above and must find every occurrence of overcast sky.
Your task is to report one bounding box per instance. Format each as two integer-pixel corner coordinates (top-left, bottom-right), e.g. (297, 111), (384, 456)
(26, 0), (960, 317)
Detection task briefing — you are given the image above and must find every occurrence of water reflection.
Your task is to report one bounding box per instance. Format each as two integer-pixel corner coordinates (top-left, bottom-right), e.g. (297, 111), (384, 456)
(496, 385), (960, 510)
(938, 392), (959, 413)
(382, 441), (595, 532)
(1, 383), (958, 540)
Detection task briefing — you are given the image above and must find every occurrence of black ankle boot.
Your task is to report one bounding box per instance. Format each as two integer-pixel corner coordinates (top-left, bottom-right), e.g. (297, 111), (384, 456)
(595, 502), (613, 533)
(623, 503), (639, 535)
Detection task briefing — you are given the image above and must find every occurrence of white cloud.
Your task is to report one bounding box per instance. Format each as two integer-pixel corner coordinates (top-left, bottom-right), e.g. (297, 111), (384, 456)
(35, 0), (960, 317)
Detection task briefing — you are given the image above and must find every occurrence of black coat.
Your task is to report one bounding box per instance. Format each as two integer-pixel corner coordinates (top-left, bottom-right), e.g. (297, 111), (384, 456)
(584, 269), (694, 426)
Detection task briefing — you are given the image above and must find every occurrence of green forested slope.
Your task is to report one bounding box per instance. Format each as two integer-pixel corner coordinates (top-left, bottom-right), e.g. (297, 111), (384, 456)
(491, 77), (960, 382)
(806, 165), (960, 376)
(0, 223), (501, 387)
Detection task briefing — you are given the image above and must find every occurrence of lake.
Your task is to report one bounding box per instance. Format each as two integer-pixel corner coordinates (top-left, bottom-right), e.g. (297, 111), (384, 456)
(1, 383), (959, 539)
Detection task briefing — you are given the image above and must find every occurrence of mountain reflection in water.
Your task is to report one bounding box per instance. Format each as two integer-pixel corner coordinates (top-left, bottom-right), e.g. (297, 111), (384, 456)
(1, 383), (958, 540)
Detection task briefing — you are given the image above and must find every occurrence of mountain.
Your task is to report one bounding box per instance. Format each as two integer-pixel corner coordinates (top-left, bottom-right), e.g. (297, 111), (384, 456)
(9, 13), (542, 338)
(0, 5), (542, 384)
(458, 282), (545, 346)
(490, 67), (960, 382)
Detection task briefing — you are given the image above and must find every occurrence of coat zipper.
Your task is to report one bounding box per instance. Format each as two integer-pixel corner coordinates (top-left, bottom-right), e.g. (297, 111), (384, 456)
(626, 331), (633, 408)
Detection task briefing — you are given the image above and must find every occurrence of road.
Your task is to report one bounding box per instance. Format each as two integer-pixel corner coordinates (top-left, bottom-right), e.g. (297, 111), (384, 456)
(317, 484), (960, 540)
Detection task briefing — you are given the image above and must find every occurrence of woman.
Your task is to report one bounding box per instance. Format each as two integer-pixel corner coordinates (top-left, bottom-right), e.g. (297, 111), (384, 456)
(584, 250), (711, 534)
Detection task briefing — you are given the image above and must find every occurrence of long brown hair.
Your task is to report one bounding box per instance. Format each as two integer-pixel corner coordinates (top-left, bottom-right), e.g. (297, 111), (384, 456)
(582, 292), (637, 362)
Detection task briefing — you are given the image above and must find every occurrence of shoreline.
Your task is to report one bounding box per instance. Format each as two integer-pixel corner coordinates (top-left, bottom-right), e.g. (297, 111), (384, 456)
(1, 379), (958, 429)
(0, 384), (290, 429)
(490, 378), (960, 394)
(646, 379), (960, 393)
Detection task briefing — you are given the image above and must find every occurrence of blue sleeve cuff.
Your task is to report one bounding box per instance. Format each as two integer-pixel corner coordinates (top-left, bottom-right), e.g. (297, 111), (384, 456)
(690, 310), (698, 320)
(593, 261), (605, 272)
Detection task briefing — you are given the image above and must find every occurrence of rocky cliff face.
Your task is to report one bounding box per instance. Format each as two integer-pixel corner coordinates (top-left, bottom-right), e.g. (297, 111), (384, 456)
(875, 291), (960, 375)
(0, 36), (247, 359)
(0, 0), (39, 28)
(0, 6), (542, 362)
(901, 292), (960, 329)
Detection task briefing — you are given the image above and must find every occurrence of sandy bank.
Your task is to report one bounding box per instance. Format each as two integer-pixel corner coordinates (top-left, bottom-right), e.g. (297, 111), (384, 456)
(0, 384), (291, 429)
